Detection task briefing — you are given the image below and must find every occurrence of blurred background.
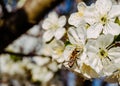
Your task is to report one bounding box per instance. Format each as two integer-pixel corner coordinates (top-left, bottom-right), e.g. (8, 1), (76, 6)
(0, 0), (119, 86)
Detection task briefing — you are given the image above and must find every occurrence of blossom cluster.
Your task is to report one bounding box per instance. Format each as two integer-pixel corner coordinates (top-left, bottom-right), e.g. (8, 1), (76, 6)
(0, 54), (58, 84)
(42, 0), (120, 84)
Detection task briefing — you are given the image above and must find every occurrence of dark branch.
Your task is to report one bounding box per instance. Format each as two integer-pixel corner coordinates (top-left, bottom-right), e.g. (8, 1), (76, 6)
(0, 0), (9, 18)
(2, 50), (51, 58)
(0, 0), (64, 53)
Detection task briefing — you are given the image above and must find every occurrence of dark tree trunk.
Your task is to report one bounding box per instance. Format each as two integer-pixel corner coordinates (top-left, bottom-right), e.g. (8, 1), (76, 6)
(0, 0), (64, 53)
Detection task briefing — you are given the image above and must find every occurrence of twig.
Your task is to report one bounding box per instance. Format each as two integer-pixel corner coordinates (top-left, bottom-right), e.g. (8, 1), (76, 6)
(0, 0), (9, 18)
(2, 50), (51, 58)
(0, 0), (64, 53)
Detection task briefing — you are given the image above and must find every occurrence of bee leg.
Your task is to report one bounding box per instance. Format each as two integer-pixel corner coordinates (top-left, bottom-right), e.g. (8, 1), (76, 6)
(75, 61), (79, 69)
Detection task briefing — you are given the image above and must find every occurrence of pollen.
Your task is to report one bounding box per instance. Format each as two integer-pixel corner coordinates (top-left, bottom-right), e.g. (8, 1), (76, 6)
(98, 48), (108, 59)
(100, 16), (108, 25)
(78, 12), (84, 17)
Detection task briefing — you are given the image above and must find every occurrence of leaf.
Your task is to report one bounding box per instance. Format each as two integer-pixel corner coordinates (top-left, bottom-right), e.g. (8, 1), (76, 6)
(65, 40), (71, 46)
(114, 34), (120, 42)
(10, 55), (22, 62)
(115, 17), (120, 26)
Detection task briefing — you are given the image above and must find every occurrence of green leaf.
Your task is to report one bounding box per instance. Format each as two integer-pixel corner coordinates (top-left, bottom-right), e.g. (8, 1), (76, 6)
(114, 34), (120, 42)
(114, 17), (120, 26)
(65, 40), (71, 46)
(10, 55), (22, 62)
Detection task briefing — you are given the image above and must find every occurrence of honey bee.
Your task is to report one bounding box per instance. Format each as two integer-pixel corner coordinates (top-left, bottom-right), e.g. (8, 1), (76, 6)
(68, 46), (83, 68)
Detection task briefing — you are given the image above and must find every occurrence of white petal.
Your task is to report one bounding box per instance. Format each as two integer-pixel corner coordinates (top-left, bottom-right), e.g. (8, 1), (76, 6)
(68, 13), (85, 27)
(48, 11), (58, 22)
(58, 16), (66, 27)
(42, 19), (52, 30)
(68, 27), (85, 44)
(88, 54), (103, 74)
(84, 5), (98, 25)
(86, 40), (98, 56)
(43, 30), (54, 42)
(95, 0), (112, 14)
(56, 56), (65, 63)
(108, 47), (120, 65)
(76, 26), (87, 44)
(68, 27), (79, 44)
(96, 34), (114, 48)
(103, 21), (120, 35)
(81, 63), (99, 78)
(54, 28), (66, 40)
(86, 41), (103, 74)
(42, 12), (59, 30)
(109, 5), (120, 18)
(103, 63), (118, 76)
(87, 45), (98, 56)
(87, 23), (103, 38)
(77, 2), (86, 12)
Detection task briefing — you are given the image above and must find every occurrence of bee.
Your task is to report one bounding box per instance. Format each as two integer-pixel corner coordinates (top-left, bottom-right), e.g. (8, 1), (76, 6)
(68, 46), (83, 68)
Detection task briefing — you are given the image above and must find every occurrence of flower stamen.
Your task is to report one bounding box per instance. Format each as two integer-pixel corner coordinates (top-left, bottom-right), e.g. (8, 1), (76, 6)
(98, 48), (108, 59)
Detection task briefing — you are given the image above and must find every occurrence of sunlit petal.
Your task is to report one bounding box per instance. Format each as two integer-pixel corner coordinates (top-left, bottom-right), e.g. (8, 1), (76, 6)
(54, 28), (66, 40)
(43, 30), (54, 42)
(103, 21), (120, 35)
(58, 16), (66, 27)
(95, 0), (112, 14)
(87, 23), (103, 38)
(96, 34), (114, 48)
(108, 5), (120, 18)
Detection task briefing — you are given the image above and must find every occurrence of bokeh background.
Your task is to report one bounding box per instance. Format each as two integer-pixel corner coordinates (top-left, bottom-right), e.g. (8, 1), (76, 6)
(0, 0), (119, 86)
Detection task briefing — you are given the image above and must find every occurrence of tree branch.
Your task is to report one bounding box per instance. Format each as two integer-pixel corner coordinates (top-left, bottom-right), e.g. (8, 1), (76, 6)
(0, 0), (64, 53)
(0, 0), (9, 18)
(2, 50), (51, 58)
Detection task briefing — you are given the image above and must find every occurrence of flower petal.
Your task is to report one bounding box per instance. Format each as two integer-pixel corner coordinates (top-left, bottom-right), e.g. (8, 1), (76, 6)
(103, 63), (118, 76)
(54, 28), (66, 40)
(42, 11), (58, 30)
(42, 19), (52, 30)
(68, 13), (85, 27)
(96, 34), (114, 48)
(77, 2), (86, 12)
(68, 27), (85, 44)
(68, 2), (86, 27)
(48, 11), (58, 22)
(86, 40), (98, 55)
(58, 16), (66, 27)
(43, 30), (54, 42)
(108, 47), (120, 67)
(87, 23), (103, 38)
(84, 5), (98, 25)
(81, 63), (99, 78)
(87, 54), (103, 74)
(108, 5), (120, 18)
(95, 0), (112, 14)
(103, 21), (120, 35)
(76, 26), (87, 44)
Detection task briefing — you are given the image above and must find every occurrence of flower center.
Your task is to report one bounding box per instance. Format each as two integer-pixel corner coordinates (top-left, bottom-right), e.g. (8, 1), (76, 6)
(52, 42), (64, 55)
(98, 48), (108, 59)
(50, 23), (59, 30)
(78, 12), (84, 17)
(85, 23), (90, 29)
(100, 16), (108, 25)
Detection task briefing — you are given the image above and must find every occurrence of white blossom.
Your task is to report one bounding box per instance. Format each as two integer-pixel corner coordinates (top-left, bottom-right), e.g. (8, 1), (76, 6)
(42, 11), (66, 42)
(68, 2), (87, 27)
(49, 39), (65, 63)
(63, 26), (87, 73)
(84, 0), (120, 38)
(86, 34), (120, 76)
